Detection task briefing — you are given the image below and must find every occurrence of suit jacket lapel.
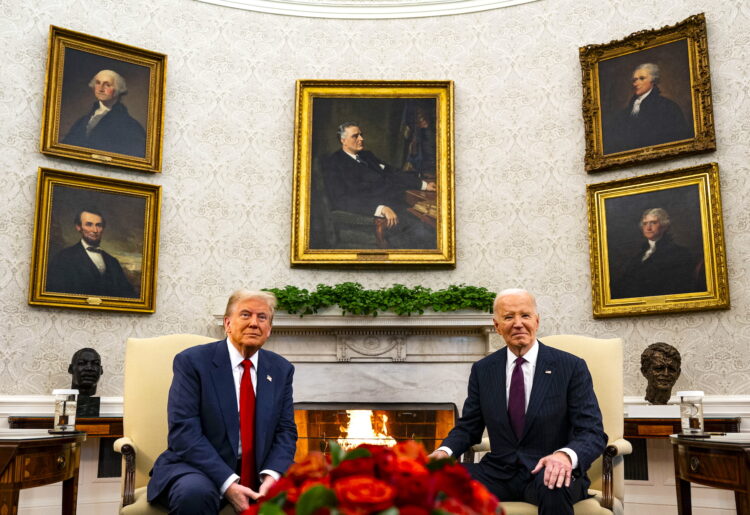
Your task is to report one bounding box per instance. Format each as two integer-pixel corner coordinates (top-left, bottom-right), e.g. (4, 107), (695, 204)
(523, 341), (552, 439)
(489, 350), (512, 437)
(211, 340), (239, 454)
(255, 349), (274, 460)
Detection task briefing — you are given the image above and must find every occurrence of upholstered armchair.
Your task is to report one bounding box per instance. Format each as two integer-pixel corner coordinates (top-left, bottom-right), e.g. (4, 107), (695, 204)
(464, 335), (631, 515)
(113, 334), (234, 514)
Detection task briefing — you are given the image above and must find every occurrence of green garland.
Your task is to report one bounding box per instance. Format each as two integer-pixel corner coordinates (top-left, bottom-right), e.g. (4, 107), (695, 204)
(263, 282), (496, 316)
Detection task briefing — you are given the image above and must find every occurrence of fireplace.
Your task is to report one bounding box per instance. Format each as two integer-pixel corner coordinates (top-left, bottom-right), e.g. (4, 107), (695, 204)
(293, 402), (457, 461)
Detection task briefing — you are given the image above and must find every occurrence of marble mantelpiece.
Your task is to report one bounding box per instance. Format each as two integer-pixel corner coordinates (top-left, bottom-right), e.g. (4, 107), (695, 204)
(213, 311), (496, 363)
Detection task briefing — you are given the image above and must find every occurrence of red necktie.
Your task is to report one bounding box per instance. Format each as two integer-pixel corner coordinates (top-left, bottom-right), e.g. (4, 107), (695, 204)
(507, 357), (526, 440)
(239, 359), (256, 489)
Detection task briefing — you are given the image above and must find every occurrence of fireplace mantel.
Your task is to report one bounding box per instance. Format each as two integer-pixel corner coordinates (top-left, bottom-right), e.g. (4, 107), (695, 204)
(213, 311), (496, 363)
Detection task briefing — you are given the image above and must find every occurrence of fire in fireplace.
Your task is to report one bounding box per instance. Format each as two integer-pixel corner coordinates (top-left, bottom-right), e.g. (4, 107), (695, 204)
(293, 402), (457, 461)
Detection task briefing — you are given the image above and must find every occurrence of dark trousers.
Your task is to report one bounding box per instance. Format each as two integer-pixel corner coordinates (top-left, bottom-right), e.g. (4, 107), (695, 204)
(464, 462), (589, 515)
(385, 209), (436, 249)
(151, 471), (224, 515)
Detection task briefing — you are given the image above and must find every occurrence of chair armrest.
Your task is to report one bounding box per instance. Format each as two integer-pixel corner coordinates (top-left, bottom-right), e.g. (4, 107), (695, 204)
(113, 437), (137, 507)
(331, 210), (378, 226)
(601, 438), (632, 510)
(459, 437), (490, 463)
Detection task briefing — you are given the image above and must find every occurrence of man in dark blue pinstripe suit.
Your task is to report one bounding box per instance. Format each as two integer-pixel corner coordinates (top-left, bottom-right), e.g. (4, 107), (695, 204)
(430, 289), (606, 514)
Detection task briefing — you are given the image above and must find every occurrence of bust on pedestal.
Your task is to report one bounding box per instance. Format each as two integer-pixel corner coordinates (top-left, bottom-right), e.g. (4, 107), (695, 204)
(640, 342), (681, 405)
(68, 347), (103, 416)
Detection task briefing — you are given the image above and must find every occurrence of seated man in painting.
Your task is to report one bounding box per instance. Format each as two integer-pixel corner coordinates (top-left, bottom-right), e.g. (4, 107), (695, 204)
(323, 121), (437, 249)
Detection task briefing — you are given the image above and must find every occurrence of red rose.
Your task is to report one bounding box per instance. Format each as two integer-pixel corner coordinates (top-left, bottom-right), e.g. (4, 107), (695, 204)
(393, 441), (428, 464)
(334, 475), (396, 513)
(397, 506), (431, 515)
(330, 456), (375, 481)
(287, 452), (329, 483)
(240, 505), (260, 515)
(389, 458), (433, 508)
(435, 497), (474, 515)
(263, 476), (300, 504)
(356, 444), (398, 479)
(432, 462), (474, 505)
(466, 480), (499, 515)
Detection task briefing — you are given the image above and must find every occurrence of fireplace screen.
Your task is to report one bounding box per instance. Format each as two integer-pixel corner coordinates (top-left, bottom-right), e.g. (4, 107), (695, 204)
(293, 402), (457, 461)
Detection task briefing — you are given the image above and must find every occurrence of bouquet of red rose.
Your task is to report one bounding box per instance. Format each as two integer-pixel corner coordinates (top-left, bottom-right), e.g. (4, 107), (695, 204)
(243, 440), (503, 515)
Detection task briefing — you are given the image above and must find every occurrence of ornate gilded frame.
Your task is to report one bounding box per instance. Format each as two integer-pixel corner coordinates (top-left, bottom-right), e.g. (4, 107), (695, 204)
(29, 168), (161, 313)
(291, 80), (455, 266)
(587, 162), (728, 318)
(40, 26), (167, 173)
(580, 13), (715, 172)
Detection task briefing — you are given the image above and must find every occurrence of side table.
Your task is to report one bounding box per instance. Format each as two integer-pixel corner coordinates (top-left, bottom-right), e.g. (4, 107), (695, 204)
(670, 433), (750, 514)
(0, 430), (86, 515)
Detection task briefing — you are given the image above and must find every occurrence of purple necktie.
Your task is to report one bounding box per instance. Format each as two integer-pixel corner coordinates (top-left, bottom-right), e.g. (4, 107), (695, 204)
(508, 357), (526, 439)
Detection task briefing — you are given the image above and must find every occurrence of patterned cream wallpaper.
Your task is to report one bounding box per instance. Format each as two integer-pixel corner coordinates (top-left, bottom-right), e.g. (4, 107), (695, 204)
(1, 0), (748, 397)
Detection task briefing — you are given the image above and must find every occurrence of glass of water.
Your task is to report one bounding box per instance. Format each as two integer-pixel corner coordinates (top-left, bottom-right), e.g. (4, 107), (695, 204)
(52, 389), (79, 432)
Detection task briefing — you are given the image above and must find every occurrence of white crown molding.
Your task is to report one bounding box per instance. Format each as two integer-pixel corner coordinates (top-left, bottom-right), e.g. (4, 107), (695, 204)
(193, 0), (541, 19)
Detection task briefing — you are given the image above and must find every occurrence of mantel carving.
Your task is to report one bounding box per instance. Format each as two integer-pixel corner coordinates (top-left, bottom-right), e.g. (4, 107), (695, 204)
(212, 312), (495, 363)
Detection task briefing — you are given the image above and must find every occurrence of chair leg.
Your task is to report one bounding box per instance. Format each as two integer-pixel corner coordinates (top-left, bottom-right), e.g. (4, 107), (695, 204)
(374, 218), (389, 249)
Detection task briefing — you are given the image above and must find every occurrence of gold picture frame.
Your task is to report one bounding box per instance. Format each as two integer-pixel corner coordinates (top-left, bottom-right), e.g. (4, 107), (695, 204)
(29, 168), (161, 313)
(290, 80), (455, 266)
(580, 13), (715, 172)
(587, 162), (728, 318)
(40, 26), (167, 173)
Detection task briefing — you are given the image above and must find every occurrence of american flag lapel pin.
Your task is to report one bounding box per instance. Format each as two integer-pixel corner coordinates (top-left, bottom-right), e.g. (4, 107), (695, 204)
(267, 375), (273, 382)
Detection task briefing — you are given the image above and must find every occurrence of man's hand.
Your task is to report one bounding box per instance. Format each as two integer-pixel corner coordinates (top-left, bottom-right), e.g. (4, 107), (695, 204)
(257, 475), (277, 499)
(425, 182), (436, 191)
(531, 451), (573, 489)
(427, 449), (449, 460)
(225, 482), (256, 513)
(381, 206), (399, 227)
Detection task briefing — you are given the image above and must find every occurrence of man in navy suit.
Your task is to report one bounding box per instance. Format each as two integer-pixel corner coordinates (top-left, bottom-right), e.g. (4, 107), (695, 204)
(430, 289), (606, 514)
(148, 290), (297, 514)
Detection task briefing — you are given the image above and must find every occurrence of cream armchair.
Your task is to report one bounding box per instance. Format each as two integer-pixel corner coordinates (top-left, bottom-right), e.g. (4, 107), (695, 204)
(464, 335), (631, 515)
(113, 334), (234, 514)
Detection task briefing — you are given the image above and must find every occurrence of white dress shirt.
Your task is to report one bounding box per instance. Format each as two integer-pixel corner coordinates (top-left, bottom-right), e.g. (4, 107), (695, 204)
(641, 239), (658, 261)
(630, 88), (653, 116)
(81, 239), (106, 274)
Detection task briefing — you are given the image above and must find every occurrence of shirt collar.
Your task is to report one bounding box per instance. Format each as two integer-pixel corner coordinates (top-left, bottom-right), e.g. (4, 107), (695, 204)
(635, 87), (653, 103)
(226, 337), (259, 370)
(343, 150), (359, 160)
(81, 239), (100, 251)
(506, 339), (539, 366)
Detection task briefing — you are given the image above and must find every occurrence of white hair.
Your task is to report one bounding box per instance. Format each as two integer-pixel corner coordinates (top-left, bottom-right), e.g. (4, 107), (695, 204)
(641, 208), (671, 230)
(88, 69), (127, 96)
(634, 63), (660, 84)
(493, 288), (537, 312)
(224, 289), (277, 320)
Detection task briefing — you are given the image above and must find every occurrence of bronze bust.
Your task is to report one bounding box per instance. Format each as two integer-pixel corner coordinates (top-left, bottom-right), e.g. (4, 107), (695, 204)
(68, 347), (103, 396)
(68, 348), (104, 416)
(640, 342), (681, 405)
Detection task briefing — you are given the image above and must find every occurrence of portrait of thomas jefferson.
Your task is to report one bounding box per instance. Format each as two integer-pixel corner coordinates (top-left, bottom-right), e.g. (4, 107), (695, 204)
(57, 47), (150, 159)
(607, 196), (707, 300)
(598, 39), (695, 155)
